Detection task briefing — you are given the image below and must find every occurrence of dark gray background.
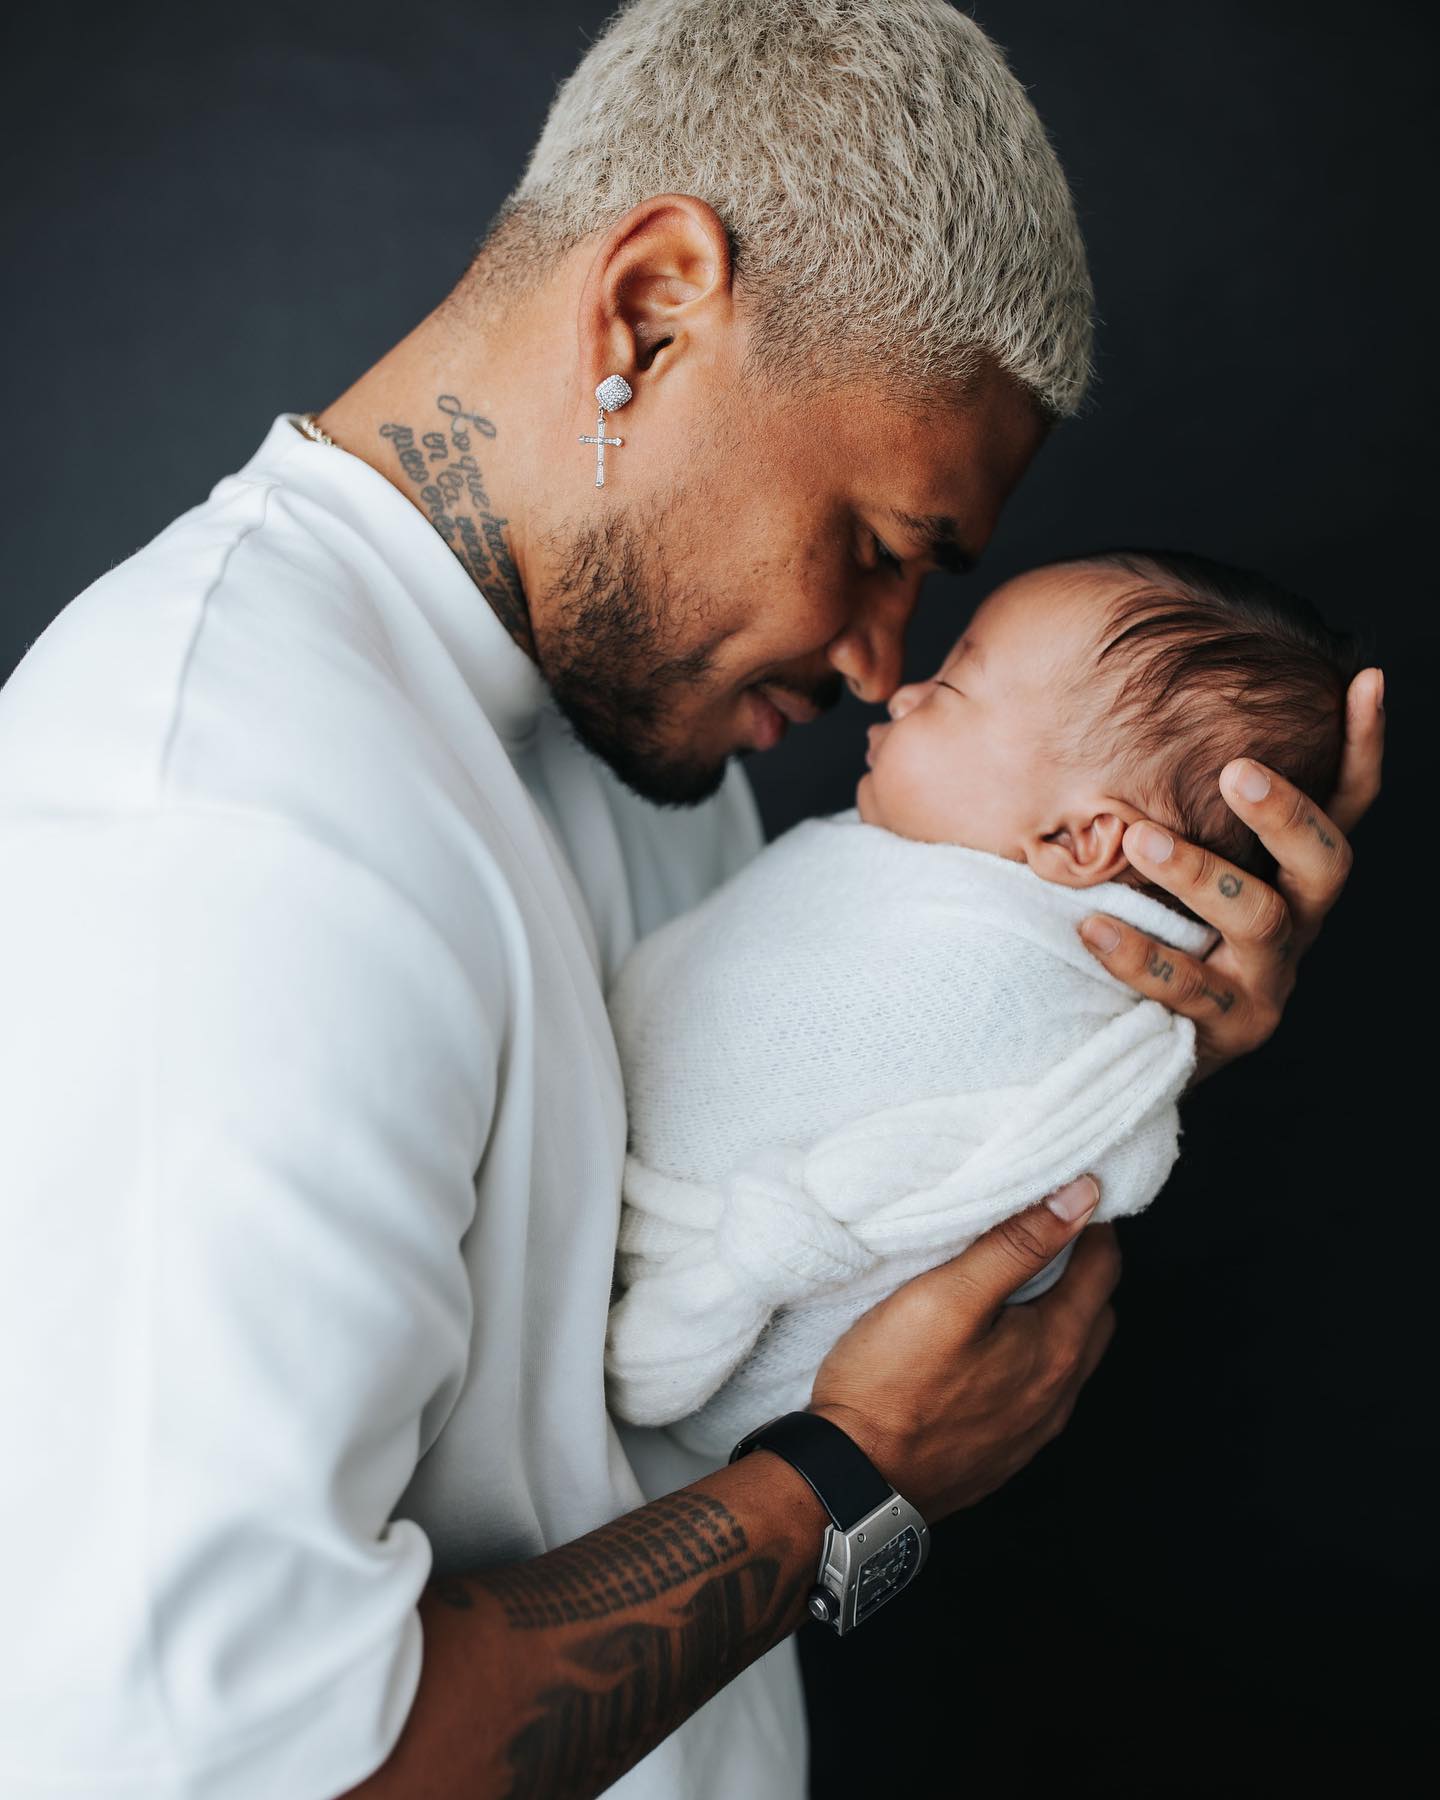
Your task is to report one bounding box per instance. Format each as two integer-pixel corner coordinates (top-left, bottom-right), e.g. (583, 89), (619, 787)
(5, 2), (1433, 1790)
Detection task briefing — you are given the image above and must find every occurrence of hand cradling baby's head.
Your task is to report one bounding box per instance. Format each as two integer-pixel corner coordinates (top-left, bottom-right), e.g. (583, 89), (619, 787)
(855, 548), (1357, 894)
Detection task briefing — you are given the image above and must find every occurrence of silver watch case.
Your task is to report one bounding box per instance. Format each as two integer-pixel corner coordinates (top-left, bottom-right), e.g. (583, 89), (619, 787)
(807, 1492), (931, 1635)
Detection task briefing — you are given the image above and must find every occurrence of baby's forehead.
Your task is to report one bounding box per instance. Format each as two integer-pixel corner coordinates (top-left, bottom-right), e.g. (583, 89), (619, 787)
(966, 562), (1119, 667)
(960, 566), (1143, 764)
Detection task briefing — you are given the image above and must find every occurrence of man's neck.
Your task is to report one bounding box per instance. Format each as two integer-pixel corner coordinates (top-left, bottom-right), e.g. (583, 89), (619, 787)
(316, 290), (561, 663)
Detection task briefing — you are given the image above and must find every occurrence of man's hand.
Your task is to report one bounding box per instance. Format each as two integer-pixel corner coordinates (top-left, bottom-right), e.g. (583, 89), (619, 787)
(809, 1177), (1117, 1521)
(1075, 666), (1384, 1084)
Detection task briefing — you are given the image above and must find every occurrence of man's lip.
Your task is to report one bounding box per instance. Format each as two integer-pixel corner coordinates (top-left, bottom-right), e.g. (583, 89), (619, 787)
(742, 687), (787, 750)
(756, 682), (821, 726)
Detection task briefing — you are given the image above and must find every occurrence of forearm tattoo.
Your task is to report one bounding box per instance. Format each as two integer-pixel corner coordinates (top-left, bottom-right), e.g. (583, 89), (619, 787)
(432, 1492), (809, 1797)
(483, 1492), (748, 1629)
(505, 1554), (801, 1794)
(377, 395), (534, 655)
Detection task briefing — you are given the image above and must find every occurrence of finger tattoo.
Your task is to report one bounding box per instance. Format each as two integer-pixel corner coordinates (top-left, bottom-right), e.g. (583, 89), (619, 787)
(1147, 950), (1175, 982)
(1217, 873), (1243, 898)
(1304, 812), (1338, 849)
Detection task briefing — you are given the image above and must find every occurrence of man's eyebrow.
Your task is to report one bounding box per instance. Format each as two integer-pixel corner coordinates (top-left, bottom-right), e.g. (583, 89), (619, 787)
(882, 509), (980, 575)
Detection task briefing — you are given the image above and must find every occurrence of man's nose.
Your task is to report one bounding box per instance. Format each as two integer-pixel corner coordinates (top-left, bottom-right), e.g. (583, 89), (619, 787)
(825, 588), (914, 705)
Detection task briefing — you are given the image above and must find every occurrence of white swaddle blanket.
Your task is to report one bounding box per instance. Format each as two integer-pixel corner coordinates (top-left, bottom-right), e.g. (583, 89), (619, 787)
(604, 807), (1217, 1459)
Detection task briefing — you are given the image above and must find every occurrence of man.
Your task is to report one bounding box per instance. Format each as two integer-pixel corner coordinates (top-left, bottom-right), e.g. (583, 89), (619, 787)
(0, 3), (1381, 1797)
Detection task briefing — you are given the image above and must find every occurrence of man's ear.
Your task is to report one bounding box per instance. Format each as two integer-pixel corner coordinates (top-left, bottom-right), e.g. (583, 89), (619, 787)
(1025, 809), (1134, 887)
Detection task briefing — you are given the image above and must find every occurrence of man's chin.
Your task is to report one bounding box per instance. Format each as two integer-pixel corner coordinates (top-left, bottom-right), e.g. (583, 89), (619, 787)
(552, 699), (732, 809)
(609, 748), (732, 810)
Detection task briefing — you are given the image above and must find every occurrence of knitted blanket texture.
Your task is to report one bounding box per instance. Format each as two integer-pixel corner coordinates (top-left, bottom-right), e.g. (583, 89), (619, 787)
(604, 808), (1215, 1459)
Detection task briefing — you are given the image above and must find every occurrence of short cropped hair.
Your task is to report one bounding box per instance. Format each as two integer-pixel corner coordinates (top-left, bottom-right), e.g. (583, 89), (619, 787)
(465, 0), (1095, 422)
(1067, 547), (1359, 884)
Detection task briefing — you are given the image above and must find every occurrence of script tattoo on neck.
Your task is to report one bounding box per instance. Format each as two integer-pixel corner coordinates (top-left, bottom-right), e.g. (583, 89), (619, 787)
(437, 1491), (809, 1796)
(378, 395), (534, 655)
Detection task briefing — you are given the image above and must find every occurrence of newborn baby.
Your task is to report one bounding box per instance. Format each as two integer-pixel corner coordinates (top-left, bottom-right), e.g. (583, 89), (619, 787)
(604, 547), (1356, 1459)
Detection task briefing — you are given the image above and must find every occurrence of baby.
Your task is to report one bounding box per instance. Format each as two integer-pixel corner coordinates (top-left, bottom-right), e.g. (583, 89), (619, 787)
(603, 547), (1357, 1459)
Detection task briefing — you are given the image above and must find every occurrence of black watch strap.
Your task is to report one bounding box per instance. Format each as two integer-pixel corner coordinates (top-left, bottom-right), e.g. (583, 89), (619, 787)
(729, 1410), (894, 1531)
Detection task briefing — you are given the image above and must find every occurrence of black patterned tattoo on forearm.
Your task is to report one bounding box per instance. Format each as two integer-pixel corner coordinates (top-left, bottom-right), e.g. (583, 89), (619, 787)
(428, 1491), (808, 1797)
(378, 394), (534, 655)
(479, 1492), (750, 1629)
(504, 1549), (808, 1796)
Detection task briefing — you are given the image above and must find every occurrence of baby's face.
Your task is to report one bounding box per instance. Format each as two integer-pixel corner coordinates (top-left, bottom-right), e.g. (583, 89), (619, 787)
(855, 564), (1132, 877)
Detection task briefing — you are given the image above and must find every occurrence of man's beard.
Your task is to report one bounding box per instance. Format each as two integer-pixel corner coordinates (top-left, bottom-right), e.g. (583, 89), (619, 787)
(532, 495), (736, 808)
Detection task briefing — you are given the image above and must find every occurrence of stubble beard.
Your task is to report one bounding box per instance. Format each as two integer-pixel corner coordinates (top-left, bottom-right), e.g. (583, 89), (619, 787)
(533, 496), (736, 809)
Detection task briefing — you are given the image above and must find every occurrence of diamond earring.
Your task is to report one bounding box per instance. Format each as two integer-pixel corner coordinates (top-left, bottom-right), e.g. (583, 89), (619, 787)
(579, 374), (633, 487)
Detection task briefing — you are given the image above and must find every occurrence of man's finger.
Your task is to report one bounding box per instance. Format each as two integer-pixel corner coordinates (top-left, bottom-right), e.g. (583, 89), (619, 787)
(1113, 817), (1297, 957)
(1026, 1225), (1122, 1372)
(936, 1179), (1101, 1327)
(1330, 665), (1385, 837)
(1078, 909), (1252, 1020)
(1076, 1299), (1117, 1384)
(1031, 1303), (1117, 1443)
(1215, 758), (1353, 944)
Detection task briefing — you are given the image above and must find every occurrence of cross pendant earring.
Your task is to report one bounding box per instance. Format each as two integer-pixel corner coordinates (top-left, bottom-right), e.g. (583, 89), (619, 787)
(579, 374), (633, 487)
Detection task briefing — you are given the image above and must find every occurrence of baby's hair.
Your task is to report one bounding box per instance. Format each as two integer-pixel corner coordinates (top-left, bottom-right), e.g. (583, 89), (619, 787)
(1056, 546), (1360, 888)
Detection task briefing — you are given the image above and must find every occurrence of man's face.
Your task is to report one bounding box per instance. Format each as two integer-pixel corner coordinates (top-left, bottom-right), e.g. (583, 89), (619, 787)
(531, 363), (1046, 806)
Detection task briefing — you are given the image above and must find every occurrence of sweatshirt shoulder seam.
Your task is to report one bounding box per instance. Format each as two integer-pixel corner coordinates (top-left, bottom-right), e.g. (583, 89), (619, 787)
(154, 477), (277, 806)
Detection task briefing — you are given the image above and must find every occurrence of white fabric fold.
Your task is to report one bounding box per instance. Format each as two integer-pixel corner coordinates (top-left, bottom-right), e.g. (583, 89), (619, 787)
(605, 809), (1214, 1458)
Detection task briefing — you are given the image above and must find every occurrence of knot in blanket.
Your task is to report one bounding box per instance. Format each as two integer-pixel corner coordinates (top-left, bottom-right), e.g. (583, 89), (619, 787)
(605, 1142), (882, 1428)
(712, 1152), (879, 1307)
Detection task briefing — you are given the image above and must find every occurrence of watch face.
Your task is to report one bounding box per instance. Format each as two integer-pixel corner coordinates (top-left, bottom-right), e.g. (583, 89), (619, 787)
(855, 1525), (924, 1624)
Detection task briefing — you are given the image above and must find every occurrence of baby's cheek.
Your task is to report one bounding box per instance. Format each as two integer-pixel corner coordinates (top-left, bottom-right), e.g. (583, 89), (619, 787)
(893, 743), (950, 838)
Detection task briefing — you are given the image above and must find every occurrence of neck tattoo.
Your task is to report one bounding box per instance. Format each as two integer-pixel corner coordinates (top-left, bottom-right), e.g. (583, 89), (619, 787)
(295, 399), (534, 657)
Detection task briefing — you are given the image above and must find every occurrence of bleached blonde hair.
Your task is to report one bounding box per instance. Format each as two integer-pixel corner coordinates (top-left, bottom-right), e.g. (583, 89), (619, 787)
(464, 0), (1094, 423)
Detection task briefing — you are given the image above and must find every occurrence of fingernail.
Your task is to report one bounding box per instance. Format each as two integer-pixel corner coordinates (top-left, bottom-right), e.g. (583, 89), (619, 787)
(1047, 1176), (1100, 1223)
(1131, 824), (1173, 863)
(1231, 761), (1271, 803)
(1080, 916), (1121, 953)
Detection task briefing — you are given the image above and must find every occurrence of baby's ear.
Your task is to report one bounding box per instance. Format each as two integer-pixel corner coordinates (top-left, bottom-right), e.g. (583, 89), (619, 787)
(1026, 810), (1132, 887)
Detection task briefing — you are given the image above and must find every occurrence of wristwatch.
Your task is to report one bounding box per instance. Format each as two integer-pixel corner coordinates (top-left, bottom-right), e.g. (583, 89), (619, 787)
(729, 1410), (930, 1634)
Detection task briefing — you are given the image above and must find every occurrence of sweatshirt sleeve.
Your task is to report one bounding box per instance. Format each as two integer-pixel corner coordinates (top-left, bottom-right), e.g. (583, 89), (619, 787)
(0, 807), (498, 1799)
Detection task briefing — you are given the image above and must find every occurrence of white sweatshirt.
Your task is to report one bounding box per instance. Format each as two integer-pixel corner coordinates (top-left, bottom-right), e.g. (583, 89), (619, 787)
(0, 413), (806, 1799)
